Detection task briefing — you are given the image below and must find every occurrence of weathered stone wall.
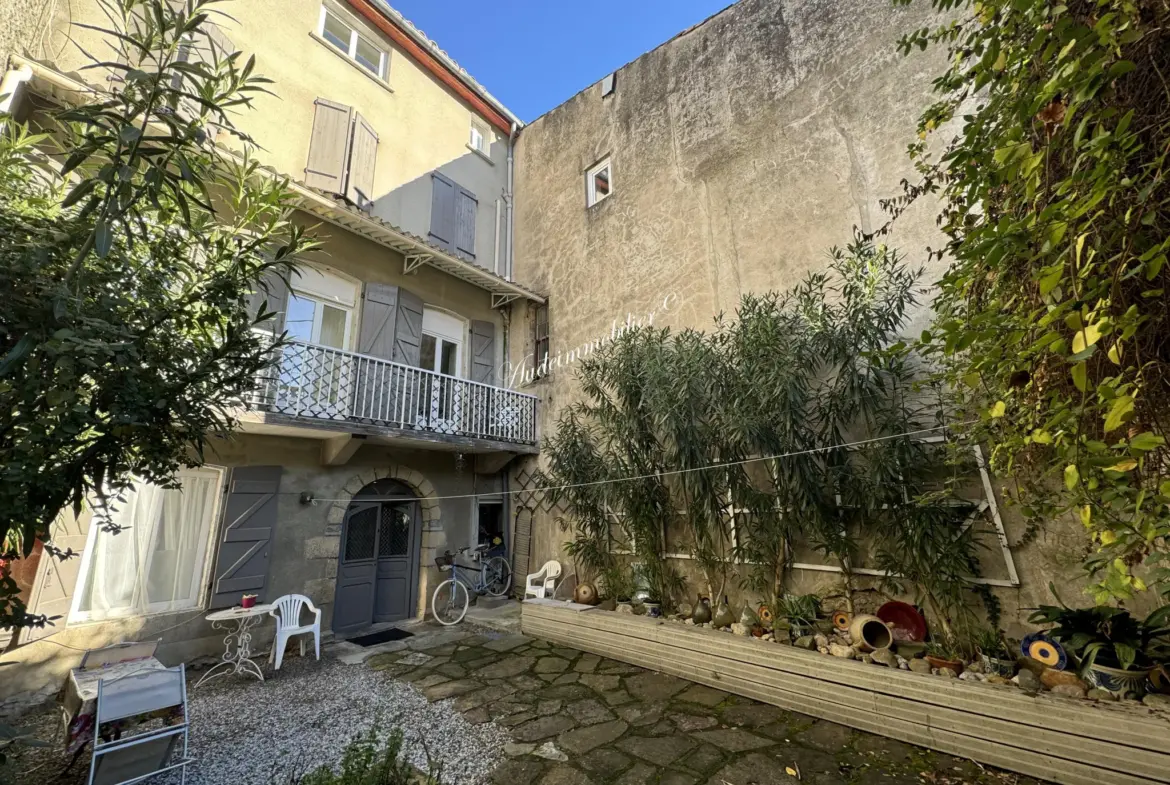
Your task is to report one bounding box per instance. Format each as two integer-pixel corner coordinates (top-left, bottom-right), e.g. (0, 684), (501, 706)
(508, 0), (1090, 630)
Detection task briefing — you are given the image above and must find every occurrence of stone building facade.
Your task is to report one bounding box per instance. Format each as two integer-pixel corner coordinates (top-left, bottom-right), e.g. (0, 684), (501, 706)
(505, 0), (1089, 629)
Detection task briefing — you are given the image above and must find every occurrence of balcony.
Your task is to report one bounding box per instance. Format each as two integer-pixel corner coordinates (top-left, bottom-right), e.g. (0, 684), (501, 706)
(245, 340), (538, 453)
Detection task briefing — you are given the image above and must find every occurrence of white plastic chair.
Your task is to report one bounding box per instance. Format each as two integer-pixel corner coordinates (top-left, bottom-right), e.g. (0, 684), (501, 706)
(524, 560), (562, 599)
(89, 664), (192, 785)
(268, 594), (321, 670)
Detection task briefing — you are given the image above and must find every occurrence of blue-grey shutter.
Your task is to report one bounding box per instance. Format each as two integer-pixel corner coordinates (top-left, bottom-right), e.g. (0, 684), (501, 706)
(470, 320), (496, 385)
(429, 172), (456, 251)
(209, 466), (281, 609)
(455, 188), (477, 261)
(358, 283), (398, 360)
(392, 288), (424, 367)
(246, 269), (288, 337)
(354, 283), (398, 422)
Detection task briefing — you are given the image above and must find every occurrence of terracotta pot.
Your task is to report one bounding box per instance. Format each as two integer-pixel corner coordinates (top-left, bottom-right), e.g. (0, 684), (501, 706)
(573, 581), (599, 605)
(925, 655), (965, 676)
(849, 614), (893, 652)
(691, 595), (712, 625)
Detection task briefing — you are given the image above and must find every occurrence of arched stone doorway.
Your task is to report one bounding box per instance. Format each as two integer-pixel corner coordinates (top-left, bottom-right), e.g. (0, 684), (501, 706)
(333, 479), (422, 634)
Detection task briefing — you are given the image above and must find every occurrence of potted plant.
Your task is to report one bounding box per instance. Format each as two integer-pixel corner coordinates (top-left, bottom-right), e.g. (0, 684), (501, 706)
(1028, 599), (1170, 699)
(775, 594), (821, 642)
(974, 627), (1016, 677)
(924, 640), (966, 676)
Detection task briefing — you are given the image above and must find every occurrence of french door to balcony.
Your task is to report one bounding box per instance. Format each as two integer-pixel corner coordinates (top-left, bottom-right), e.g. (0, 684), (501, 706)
(417, 310), (464, 434)
(277, 292), (352, 419)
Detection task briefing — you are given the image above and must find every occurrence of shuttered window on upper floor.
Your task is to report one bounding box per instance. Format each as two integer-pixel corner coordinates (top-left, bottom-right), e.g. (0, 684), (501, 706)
(429, 172), (477, 262)
(304, 97), (379, 211)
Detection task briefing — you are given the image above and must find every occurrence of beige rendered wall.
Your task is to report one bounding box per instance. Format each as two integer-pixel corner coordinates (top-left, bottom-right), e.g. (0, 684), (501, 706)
(508, 0), (1090, 631)
(35, 0), (512, 269)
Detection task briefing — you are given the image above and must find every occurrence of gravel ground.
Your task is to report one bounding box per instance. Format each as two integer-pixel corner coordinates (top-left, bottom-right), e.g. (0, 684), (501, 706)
(5, 653), (510, 785)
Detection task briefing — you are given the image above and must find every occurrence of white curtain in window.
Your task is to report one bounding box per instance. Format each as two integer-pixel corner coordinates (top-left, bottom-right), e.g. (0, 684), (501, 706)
(73, 470), (220, 621)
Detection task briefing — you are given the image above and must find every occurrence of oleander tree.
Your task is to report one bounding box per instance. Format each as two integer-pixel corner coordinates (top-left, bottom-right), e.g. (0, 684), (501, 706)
(0, 0), (316, 633)
(895, 0), (1170, 603)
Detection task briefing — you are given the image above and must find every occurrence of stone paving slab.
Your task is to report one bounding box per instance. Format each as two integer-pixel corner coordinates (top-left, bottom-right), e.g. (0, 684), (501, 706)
(369, 623), (1049, 785)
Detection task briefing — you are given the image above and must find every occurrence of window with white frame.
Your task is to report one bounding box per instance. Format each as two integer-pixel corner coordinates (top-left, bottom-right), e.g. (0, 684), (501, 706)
(318, 6), (389, 80)
(70, 468), (224, 623)
(469, 119), (489, 156)
(586, 158), (612, 207)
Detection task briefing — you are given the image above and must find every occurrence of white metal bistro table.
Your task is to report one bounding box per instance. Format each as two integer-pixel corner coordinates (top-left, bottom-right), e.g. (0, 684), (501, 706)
(195, 604), (274, 688)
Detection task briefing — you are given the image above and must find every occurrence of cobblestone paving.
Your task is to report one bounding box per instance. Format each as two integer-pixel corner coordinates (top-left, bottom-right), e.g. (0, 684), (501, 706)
(370, 629), (1048, 785)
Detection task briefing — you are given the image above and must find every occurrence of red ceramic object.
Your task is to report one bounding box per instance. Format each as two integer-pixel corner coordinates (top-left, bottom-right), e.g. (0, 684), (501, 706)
(876, 601), (927, 642)
(241, 594), (257, 609)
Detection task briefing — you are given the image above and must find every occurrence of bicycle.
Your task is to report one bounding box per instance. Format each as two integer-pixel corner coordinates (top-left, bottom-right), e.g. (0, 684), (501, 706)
(431, 544), (512, 625)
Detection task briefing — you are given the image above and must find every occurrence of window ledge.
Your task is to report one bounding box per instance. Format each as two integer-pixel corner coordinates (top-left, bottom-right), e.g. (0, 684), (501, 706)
(466, 144), (495, 166)
(309, 31), (394, 94)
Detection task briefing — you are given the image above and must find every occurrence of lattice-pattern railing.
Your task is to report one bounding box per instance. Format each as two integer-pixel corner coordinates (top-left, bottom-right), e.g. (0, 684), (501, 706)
(249, 340), (538, 445)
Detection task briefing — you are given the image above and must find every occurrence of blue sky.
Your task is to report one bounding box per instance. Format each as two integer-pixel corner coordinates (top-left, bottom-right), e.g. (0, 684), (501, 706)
(387, 0), (734, 122)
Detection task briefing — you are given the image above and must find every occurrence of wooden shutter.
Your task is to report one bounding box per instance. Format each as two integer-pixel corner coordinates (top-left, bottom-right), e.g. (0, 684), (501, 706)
(357, 283), (399, 360)
(304, 98), (354, 194)
(470, 320), (496, 385)
(208, 466), (281, 609)
(246, 269), (289, 337)
(392, 288), (424, 367)
(346, 113), (379, 210)
(428, 172), (456, 251)
(455, 188), (478, 260)
(22, 520), (89, 642)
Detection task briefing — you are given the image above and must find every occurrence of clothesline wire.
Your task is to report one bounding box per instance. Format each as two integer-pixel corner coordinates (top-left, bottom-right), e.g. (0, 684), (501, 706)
(14, 422), (974, 653)
(296, 421), (977, 505)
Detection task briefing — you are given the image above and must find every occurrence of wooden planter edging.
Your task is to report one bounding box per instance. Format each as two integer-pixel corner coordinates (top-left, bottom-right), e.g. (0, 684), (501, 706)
(520, 600), (1170, 785)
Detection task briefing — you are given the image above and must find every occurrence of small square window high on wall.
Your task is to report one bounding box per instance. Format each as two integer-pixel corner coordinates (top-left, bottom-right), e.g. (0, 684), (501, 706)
(317, 5), (389, 81)
(470, 119), (489, 155)
(586, 158), (612, 207)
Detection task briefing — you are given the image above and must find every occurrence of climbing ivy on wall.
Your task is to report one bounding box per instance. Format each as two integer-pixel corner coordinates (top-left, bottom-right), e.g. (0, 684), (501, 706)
(894, 0), (1170, 602)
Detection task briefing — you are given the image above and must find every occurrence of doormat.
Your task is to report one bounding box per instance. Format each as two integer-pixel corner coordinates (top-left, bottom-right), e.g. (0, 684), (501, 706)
(348, 628), (414, 647)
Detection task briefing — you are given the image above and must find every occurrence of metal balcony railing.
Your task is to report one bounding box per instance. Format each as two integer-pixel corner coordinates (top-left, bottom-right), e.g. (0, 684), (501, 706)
(249, 340), (538, 446)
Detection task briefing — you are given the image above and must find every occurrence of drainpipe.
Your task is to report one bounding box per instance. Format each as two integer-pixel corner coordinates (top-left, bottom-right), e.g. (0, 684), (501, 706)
(505, 122), (519, 281)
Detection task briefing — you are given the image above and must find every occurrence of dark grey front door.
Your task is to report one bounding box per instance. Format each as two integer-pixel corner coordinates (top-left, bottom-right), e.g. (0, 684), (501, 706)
(374, 503), (419, 623)
(334, 497), (421, 634)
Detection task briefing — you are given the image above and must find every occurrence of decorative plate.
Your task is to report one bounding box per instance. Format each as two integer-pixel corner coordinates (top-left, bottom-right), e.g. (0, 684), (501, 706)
(1021, 632), (1067, 670)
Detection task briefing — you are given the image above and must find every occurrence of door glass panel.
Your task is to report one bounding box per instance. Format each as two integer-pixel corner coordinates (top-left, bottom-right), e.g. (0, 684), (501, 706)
(285, 294), (316, 342)
(320, 304), (347, 348)
(344, 507), (377, 561)
(419, 334), (437, 371)
(378, 505), (411, 557)
(439, 339), (458, 376)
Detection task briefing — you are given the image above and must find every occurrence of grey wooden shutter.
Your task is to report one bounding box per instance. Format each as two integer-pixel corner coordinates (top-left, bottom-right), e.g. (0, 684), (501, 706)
(392, 288), (425, 367)
(209, 466), (281, 609)
(305, 98), (354, 194)
(358, 283), (399, 359)
(429, 172), (456, 251)
(346, 113), (379, 210)
(246, 269), (289, 337)
(470, 320), (496, 385)
(455, 188), (478, 260)
(355, 283), (398, 422)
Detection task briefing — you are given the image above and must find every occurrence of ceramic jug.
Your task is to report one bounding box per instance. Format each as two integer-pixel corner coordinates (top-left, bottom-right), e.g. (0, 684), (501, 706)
(691, 595), (712, 625)
(712, 596), (735, 629)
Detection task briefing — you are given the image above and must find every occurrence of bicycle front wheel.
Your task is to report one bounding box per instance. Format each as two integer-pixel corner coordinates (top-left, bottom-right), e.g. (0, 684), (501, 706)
(484, 556), (512, 597)
(431, 578), (469, 626)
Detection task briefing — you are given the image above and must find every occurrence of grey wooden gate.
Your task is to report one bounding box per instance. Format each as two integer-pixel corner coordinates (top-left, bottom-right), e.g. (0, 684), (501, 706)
(333, 485), (421, 634)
